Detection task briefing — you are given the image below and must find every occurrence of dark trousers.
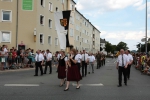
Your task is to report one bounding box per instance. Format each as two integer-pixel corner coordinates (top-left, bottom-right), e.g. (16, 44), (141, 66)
(97, 60), (101, 69)
(127, 65), (131, 79)
(44, 61), (52, 74)
(118, 66), (127, 85)
(35, 62), (43, 75)
(104, 59), (105, 65)
(77, 63), (81, 71)
(82, 61), (87, 77)
(101, 60), (103, 66)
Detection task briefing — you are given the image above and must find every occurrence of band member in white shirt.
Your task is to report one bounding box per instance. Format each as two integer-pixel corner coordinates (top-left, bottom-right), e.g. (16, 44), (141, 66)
(125, 50), (133, 80)
(76, 50), (82, 71)
(34, 50), (44, 76)
(44, 49), (52, 74)
(88, 53), (95, 74)
(116, 49), (129, 87)
(81, 50), (89, 77)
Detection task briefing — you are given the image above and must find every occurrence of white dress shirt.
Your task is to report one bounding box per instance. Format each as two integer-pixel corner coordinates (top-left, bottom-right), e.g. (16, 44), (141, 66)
(46, 53), (52, 61)
(35, 53), (44, 62)
(126, 54), (133, 62)
(76, 53), (82, 63)
(57, 53), (61, 60)
(88, 55), (95, 62)
(117, 54), (129, 67)
(81, 53), (89, 61)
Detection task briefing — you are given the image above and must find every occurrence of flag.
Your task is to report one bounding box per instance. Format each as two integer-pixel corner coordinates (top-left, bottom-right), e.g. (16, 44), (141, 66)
(54, 11), (71, 50)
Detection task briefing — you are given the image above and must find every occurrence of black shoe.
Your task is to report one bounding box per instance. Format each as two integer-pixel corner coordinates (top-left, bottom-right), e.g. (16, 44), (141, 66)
(49, 72), (52, 74)
(88, 72), (90, 74)
(76, 86), (80, 89)
(92, 72), (94, 73)
(43, 73), (46, 74)
(41, 74), (43, 76)
(125, 83), (127, 86)
(34, 75), (38, 76)
(64, 88), (69, 91)
(82, 75), (84, 77)
(117, 85), (122, 87)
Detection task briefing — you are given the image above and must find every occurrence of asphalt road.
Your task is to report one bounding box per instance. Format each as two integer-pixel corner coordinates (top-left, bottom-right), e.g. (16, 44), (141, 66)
(0, 58), (150, 100)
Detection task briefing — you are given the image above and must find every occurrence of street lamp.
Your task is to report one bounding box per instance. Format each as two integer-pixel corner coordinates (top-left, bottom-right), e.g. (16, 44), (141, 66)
(137, 42), (141, 52)
(145, 0), (148, 53)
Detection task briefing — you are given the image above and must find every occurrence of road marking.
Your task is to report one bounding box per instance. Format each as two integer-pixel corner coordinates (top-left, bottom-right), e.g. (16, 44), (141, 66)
(72, 83), (104, 86)
(4, 84), (39, 87)
(114, 60), (117, 63)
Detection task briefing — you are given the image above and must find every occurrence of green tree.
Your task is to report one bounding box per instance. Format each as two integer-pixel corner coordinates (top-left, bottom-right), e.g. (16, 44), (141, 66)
(116, 41), (129, 51)
(111, 45), (117, 54)
(105, 42), (112, 54)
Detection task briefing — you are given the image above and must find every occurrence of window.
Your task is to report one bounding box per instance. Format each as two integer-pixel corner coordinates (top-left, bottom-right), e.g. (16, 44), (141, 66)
(1, 32), (11, 42)
(49, 19), (52, 28)
(41, 0), (44, 7)
(82, 38), (84, 42)
(48, 36), (52, 44)
(40, 15), (44, 25)
(61, 0), (64, 3)
(70, 16), (74, 24)
(56, 7), (58, 12)
(2, 10), (11, 21)
(55, 38), (58, 45)
(40, 34), (44, 44)
(70, 28), (74, 37)
(49, 2), (53, 11)
(76, 36), (79, 41)
(2, 0), (12, 2)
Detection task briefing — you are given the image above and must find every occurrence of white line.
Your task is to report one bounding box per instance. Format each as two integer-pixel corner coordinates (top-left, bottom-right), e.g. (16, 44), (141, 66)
(4, 84), (39, 87)
(72, 83), (104, 86)
(114, 60), (117, 63)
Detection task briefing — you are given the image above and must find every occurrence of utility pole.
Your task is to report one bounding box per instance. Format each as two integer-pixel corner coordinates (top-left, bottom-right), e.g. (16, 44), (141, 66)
(145, 0), (147, 53)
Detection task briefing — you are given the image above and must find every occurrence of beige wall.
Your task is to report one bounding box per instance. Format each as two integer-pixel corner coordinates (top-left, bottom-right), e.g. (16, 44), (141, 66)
(0, 0), (17, 48)
(0, 0), (100, 53)
(17, 0), (37, 50)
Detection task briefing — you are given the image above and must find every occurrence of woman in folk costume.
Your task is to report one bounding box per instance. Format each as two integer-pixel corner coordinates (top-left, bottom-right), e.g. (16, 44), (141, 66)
(64, 49), (82, 91)
(58, 51), (68, 86)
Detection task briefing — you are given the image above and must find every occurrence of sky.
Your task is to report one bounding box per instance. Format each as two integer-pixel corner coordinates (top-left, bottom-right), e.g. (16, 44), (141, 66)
(74, 0), (150, 50)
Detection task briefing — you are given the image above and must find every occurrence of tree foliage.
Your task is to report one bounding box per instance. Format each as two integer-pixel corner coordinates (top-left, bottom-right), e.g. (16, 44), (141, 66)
(105, 41), (129, 53)
(116, 41), (129, 51)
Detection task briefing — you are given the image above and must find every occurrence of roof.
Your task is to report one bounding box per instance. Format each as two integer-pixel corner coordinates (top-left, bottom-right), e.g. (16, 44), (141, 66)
(100, 38), (106, 43)
(75, 8), (101, 33)
(71, 0), (76, 4)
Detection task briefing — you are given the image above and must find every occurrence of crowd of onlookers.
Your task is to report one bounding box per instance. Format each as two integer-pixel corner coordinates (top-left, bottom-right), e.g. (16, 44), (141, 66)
(133, 53), (150, 75)
(0, 45), (37, 70)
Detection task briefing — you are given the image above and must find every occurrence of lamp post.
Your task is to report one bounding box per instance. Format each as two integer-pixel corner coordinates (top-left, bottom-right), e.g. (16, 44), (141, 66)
(145, 0), (147, 53)
(137, 42), (141, 52)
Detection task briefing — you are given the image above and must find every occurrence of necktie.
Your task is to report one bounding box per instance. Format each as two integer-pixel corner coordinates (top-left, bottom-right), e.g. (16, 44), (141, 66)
(122, 54), (124, 67)
(37, 55), (39, 62)
(84, 54), (85, 61)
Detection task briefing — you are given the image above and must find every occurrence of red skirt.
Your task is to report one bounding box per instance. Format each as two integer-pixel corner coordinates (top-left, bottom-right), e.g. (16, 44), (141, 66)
(58, 65), (66, 79)
(67, 65), (82, 81)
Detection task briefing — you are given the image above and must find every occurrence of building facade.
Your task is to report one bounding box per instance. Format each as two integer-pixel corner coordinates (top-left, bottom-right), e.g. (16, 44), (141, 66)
(100, 38), (107, 55)
(0, 0), (100, 53)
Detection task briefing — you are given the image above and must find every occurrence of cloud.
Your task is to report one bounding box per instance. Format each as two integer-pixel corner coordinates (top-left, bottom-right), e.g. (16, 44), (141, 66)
(76, 0), (144, 12)
(100, 30), (150, 50)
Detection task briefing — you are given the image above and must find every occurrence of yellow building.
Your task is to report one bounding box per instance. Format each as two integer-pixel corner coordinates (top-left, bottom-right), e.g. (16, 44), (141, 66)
(0, 0), (100, 53)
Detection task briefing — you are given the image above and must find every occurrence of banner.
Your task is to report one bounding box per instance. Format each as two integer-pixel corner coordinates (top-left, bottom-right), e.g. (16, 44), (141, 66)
(22, 0), (33, 11)
(54, 11), (71, 50)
